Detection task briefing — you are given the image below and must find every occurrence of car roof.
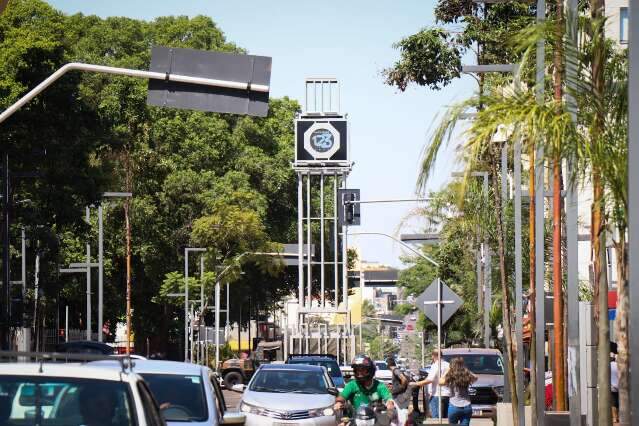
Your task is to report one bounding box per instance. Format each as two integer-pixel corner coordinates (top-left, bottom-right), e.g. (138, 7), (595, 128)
(443, 348), (502, 355)
(0, 363), (129, 381)
(90, 359), (206, 375)
(259, 363), (325, 372)
(288, 356), (337, 361)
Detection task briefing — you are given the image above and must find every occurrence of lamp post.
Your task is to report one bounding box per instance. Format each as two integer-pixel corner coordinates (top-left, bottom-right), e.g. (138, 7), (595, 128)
(183, 248), (206, 362)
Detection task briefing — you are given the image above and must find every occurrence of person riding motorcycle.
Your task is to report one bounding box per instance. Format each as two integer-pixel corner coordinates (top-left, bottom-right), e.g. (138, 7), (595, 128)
(334, 355), (395, 414)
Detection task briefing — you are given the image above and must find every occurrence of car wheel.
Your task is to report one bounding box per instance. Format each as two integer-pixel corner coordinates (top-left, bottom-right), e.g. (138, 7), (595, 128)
(224, 371), (243, 388)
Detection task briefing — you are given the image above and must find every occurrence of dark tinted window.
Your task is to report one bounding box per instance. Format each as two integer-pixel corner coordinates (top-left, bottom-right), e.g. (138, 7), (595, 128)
(442, 354), (504, 375)
(140, 374), (207, 422)
(249, 370), (328, 394)
(136, 382), (164, 426)
(0, 376), (135, 426)
(287, 359), (341, 377)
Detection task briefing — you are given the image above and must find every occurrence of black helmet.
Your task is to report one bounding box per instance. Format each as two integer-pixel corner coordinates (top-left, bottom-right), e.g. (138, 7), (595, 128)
(351, 354), (376, 383)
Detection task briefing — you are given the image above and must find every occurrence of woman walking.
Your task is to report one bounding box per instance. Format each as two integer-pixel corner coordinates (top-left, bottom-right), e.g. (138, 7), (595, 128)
(440, 357), (477, 425)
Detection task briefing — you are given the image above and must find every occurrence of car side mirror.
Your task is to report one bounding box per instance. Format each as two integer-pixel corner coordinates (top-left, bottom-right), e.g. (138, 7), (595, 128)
(221, 412), (246, 425)
(231, 384), (246, 393)
(327, 387), (339, 396)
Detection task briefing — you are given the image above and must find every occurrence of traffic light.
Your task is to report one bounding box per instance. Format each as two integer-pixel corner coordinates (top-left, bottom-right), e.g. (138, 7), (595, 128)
(337, 189), (360, 226)
(346, 193), (355, 224)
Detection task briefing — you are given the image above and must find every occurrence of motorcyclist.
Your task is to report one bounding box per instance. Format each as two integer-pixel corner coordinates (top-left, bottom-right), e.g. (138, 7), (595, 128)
(334, 355), (395, 414)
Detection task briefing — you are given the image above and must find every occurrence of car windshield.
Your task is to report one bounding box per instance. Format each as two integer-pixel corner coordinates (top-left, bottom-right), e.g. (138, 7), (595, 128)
(140, 373), (208, 422)
(375, 362), (388, 370)
(249, 369), (329, 394)
(287, 359), (341, 377)
(442, 354), (504, 375)
(0, 376), (135, 426)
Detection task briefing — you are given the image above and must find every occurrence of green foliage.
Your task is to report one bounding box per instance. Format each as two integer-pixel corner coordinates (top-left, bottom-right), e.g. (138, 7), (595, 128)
(393, 303), (415, 316)
(1, 0), (301, 357)
(383, 29), (461, 91)
(383, 0), (535, 91)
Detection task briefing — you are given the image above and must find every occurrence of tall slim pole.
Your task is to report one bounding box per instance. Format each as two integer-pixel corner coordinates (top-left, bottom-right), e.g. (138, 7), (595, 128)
(628, 2), (639, 425)
(535, 0), (546, 419)
(297, 173), (304, 308)
(65, 305), (69, 343)
(2, 153), (9, 350)
(320, 172), (325, 307)
(500, 143), (512, 404)
(20, 228), (25, 300)
(334, 173), (339, 309)
(226, 283), (230, 331)
(184, 249), (189, 362)
(199, 255), (204, 365)
(565, 0), (580, 423)
(514, 139), (525, 424)
(437, 278), (442, 424)
(85, 207), (92, 341)
(98, 205), (104, 342)
(124, 200), (132, 354)
(306, 172), (312, 308)
(482, 174), (491, 348)
(215, 277), (220, 372)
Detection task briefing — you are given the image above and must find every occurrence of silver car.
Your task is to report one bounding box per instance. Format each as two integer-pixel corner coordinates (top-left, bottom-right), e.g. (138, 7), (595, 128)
(238, 363), (338, 425)
(93, 359), (244, 425)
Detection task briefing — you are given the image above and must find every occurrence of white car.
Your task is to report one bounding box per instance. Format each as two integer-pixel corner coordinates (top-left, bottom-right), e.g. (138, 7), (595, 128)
(92, 359), (244, 426)
(238, 363), (337, 425)
(0, 361), (164, 425)
(374, 361), (393, 385)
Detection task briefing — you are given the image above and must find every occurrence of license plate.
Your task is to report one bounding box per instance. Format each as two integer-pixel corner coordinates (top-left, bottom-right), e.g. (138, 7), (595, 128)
(473, 409), (482, 416)
(273, 423), (299, 426)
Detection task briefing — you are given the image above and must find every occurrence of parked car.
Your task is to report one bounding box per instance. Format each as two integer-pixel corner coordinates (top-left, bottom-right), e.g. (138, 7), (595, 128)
(237, 363), (338, 425)
(0, 361), (164, 425)
(286, 353), (345, 390)
(55, 340), (114, 355)
(442, 348), (505, 418)
(92, 359), (244, 425)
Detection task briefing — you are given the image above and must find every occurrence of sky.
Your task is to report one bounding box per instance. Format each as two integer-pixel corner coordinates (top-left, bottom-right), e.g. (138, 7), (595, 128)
(48, 0), (476, 268)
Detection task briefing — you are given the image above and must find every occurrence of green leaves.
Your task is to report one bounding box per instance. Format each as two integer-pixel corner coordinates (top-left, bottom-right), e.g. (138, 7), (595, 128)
(383, 28), (461, 91)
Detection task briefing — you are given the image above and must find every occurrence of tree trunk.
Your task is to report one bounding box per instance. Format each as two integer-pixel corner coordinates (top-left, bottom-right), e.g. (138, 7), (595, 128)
(614, 234), (629, 425)
(552, 0), (566, 410)
(552, 161), (566, 410)
(489, 149), (519, 426)
(591, 0), (610, 422)
(529, 146), (538, 425)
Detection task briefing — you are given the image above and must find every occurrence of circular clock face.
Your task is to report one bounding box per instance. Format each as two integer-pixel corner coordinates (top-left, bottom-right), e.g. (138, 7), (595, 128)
(310, 129), (335, 153)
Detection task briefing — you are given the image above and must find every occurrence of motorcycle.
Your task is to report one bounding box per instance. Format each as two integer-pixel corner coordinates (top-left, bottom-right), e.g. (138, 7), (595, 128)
(335, 400), (397, 426)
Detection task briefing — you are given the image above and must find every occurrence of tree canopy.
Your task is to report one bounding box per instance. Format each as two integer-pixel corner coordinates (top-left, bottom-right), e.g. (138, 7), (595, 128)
(1, 0), (301, 357)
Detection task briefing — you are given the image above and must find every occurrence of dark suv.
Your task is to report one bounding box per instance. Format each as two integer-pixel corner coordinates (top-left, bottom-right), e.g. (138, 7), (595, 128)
(442, 348), (504, 418)
(285, 354), (345, 389)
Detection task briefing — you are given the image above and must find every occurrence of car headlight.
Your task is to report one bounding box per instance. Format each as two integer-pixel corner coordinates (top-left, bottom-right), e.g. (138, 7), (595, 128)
(309, 406), (334, 418)
(493, 386), (505, 399)
(240, 401), (266, 415)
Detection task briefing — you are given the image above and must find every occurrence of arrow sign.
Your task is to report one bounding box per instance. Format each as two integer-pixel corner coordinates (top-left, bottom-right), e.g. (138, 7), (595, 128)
(415, 279), (463, 325)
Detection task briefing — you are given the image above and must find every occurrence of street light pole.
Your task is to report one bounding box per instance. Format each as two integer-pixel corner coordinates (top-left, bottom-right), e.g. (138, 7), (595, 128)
(183, 247), (206, 362)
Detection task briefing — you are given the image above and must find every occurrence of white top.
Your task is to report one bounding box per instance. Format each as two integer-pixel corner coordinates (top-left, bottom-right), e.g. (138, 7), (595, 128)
(426, 359), (451, 397)
(611, 361), (619, 391)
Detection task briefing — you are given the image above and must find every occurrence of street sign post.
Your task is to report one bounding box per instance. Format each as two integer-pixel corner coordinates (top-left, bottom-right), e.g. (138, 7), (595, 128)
(417, 278), (462, 424)
(416, 279), (463, 325)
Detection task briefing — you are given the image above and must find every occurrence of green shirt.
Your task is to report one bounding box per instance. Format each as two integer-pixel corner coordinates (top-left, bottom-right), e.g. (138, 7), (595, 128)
(340, 379), (393, 410)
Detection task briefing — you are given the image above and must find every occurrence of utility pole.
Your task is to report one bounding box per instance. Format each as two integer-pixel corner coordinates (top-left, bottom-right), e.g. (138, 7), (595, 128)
(2, 152), (9, 350)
